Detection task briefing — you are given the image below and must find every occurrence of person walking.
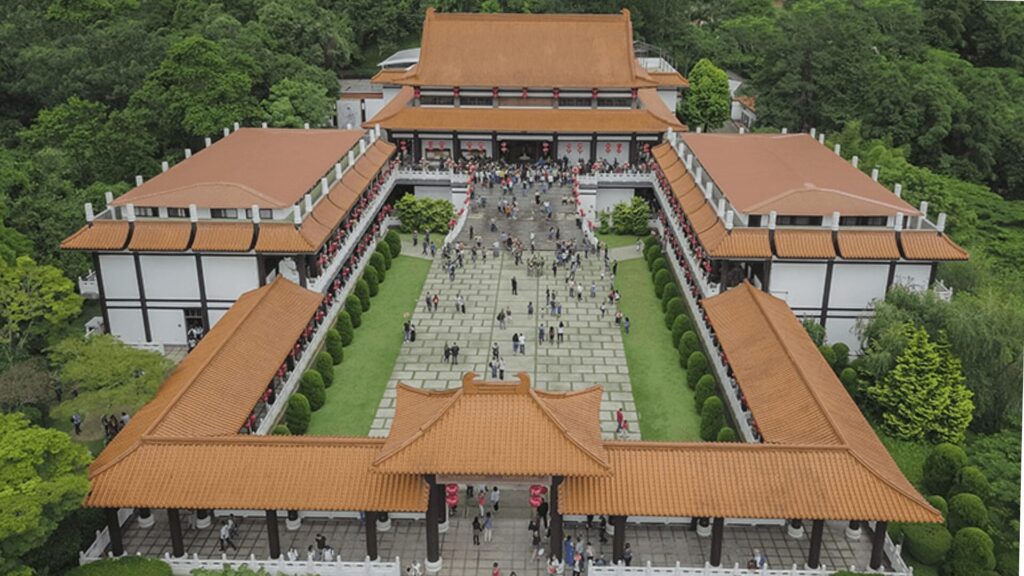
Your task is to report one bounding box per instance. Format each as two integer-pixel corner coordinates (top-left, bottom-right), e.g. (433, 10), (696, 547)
(478, 490), (487, 517)
(498, 357), (506, 380)
(451, 342), (460, 365)
(71, 413), (82, 435)
(219, 520), (237, 552)
(490, 486), (501, 513)
(623, 317), (631, 335)
(557, 322), (564, 343)
(492, 562), (500, 576)
(483, 512), (494, 543)
(511, 276), (518, 296)
(519, 333), (526, 354)
(537, 497), (549, 529)
(472, 515), (482, 546)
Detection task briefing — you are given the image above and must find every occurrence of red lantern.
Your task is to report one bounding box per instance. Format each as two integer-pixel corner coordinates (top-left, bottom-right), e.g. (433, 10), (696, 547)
(446, 494), (459, 507)
(492, 87), (499, 98)
(500, 141), (508, 152)
(530, 495), (542, 508)
(446, 484), (459, 495)
(542, 142), (549, 152)
(439, 140), (446, 150)
(631, 88), (638, 100)
(453, 86), (460, 98)
(478, 142), (485, 151)
(577, 143), (584, 153)
(426, 140), (434, 151)
(414, 86), (421, 99)
(643, 143), (651, 153)
(522, 87), (529, 99)
(605, 143), (612, 153)
(565, 143), (572, 153)
(399, 140), (407, 151)
(553, 88), (560, 99)
(591, 88), (598, 99)
(616, 143), (623, 153)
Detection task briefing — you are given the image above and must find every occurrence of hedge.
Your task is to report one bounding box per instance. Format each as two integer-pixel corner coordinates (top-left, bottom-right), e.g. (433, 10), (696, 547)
(839, 367), (859, 392)
(818, 344), (837, 367)
(664, 298), (685, 329)
(903, 522), (953, 565)
(947, 527), (996, 576)
(385, 230), (402, 258)
(325, 329), (344, 364)
(345, 295), (363, 328)
(653, 269), (671, 298)
(377, 243), (393, 270)
(951, 466), (990, 501)
(716, 426), (737, 442)
(336, 311), (355, 345)
(643, 235), (659, 251)
(670, 314), (690, 347)
(650, 256), (667, 274)
(272, 424), (291, 435)
(832, 342), (850, 371)
(67, 556), (172, 576)
(686, 351), (708, 389)
(370, 251), (387, 279)
(660, 283), (680, 311)
(699, 396), (725, 441)
(299, 371), (326, 411)
(679, 332), (699, 368)
(923, 443), (967, 496)
(315, 351), (335, 387)
(927, 494), (949, 518)
(644, 243), (662, 265)
(947, 493), (988, 533)
(694, 374), (717, 412)
(286, 393), (311, 434)
(355, 279), (371, 311)
(364, 266), (380, 296)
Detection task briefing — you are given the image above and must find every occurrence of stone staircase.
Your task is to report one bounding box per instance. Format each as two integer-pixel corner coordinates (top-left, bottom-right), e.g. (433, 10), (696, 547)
(458, 181), (587, 251)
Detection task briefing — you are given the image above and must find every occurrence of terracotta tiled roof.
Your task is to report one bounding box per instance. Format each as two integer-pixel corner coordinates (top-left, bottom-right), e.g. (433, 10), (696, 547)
(560, 442), (941, 523)
(374, 373), (610, 477)
(735, 96), (756, 112)
(89, 277), (322, 476)
(372, 68), (411, 85)
(86, 436), (428, 512)
(837, 231), (900, 260)
(111, 129), (364, 209)
(682, 134), (919, 217)
(649, 71), (688, 88)
(60, 221), (130, 251)
(395, 9), (655, 89)
(900, 231), (968, 261)
(250, 224), (312, 253)
(369, 87), (683, 133)
(127, 221), (192, 251)
(774, 229), (836, 259)
(191, 222), (255, 252)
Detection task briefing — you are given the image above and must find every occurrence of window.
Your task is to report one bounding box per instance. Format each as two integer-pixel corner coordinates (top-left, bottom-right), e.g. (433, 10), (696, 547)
(596, 97), (631, 108)
(167, 207), (188, 218)
(460, 96), (492, 107)
(748, 215), (762, 227)
(839, 215), (888, 227)
(776, 215), (823, 227)
(210, 208), (239, 219)
(559, 97), (591, 108)
(245, 208), (274, 220)
(420, 95), (454, 106)
(134, 206), (158, 218)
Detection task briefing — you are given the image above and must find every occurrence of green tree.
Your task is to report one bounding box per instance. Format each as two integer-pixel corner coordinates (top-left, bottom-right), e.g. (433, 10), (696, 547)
(0, 413), (91, 575)
(0, 358), (52, 412)
(314, 351), (334, 388)
(345, 295), (362, 328)
(384, 230), (402, 258)
(394, 195), (455, 233)
(262, 78), (334, 128)
(285, 393), (311, 434)
(49, 335), (171, 394)
(325, 329), (344, 364)
(335, 310), (355, 345)
(947, 493), (989, 533)
(681, 58), (730, 131)
(699, 396), (725, 441)
(355, 279), (371, 311)
(364, 266), (380, 296)
(679, 331), (700, 368)
(687, 351), (709, 389)
(694, 374), (717, 413)
(0, 256), (83, 364)
(298, 371), (325, 411)
(865, 324), (974, 443)
(947, 527), (996, 576)
(370, 251), (387, 280)
(610, 196), (650, 235)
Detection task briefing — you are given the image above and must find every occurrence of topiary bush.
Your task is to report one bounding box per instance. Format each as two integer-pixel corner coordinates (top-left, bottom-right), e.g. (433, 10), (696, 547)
(923, 443), (968, 496)
(364, 266), (380, 296)
(299, 371), (326, 411)
(315, 351), (334, 387)
(336, 311), (355, 345)
(947, 493), (989, 533)
(286, 393), (311, 434)
(345, 295), (363, 328)
(653, 269), (671, 298)
(947, 527), (996, 576)
(644, 243), (663, 266)
(377, 243), (393, 270)
(650, 256), (667, 276)
(370, 251), (387, 279)
(661, 283), (679, 311)
(643, 235), (659, 251)
(699, 396), (725, 441)
(67, 556), (172, 576)
(687, 351), (708, 389)
(818, 344), (837, 367)
(272, 424), (291, 435)
(679, 331), (700, 365)
(664, 297), (685, 329)
(671, 314), (690, 347)
(694, 374), (717, 412)
(355, 279), (371, 311)
(716, 426), (737, 442)
(325, 329), (344, 364)
(839, 367), (859, 392)
(385, 229), (402, 257)
(831, 342), (850, 371)
(903, 522), (953, 565)
(951, 466), (990, 501)
(927, 494), (949, 519)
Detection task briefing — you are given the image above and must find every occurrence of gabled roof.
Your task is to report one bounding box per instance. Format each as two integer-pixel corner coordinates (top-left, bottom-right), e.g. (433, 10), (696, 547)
(374, 373), (610, 477)
(394, 9), (655, 89)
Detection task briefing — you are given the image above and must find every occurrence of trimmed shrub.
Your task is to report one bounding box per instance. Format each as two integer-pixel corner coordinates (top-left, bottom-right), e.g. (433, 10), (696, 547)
(947, 527), (996, 576)
(832, 342), (850, 371)
(272, 424), (291, 435)
(364, 266), (380, 296)
(686, 351), (708, 389)
(355, 279), (371, 311)
(694, 374), (717, 412)
(818, 344), (837, 367)
(839, 367), (859, 392)
(336, 311), (355, 345)
(653, 269), (671, 298)
(670, 314), (690, 347)
(951, 466), (990, 501)
(650, 256), (667, 274)
(285, 393), (311, 434)
(385, 229), (402, 257)
(325, 329), (344, 364)
(664, 297), (685, 328)
(345, 295), (363, 328)
(299, 371), (326, 411)
(947, 493), (988, 533)
(644, 244), (663, 266)
(371, 251), (387, 279)
(315, 351), (335, 387)
(903, 522), (953, 565)
(660, 283), (679, 311)
(927, 495), (949, 519)
(679, 332), (699, 368)
(377, 243), (393, 270)
(67, 556), (172, 576)
(923, 443), (968, 496)
(716, 426), (737, 442)
(643, 235), (659, 251)
(699, 396), (725, 441)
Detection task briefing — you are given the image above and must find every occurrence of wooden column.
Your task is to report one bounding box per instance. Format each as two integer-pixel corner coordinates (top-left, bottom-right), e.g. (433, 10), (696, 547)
(629, 133), (638, 164)
(549, 476), (564, 561)
(106, 508), (124, 556)
(870, 521), (888, 570)
(807, 519), (825, 569)
(709, 517), (725, 567)
(425, 475), (443, 569)
(611, 515), (627, 564)
(266, 510), (281, 559)
(365, 511), (379, 560)
(168, 509), (185, 558)
(589, 133), (598, 164)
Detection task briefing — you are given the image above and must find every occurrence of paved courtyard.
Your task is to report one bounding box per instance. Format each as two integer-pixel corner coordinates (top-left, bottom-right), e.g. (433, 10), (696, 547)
(119, 490), (880, 575)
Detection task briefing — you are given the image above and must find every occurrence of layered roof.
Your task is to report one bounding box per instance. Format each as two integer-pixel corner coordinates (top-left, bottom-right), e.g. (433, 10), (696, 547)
(111, 129), (364, 209)
(369, 87), (683, 133)
(375, 373), (610, 477)
(395, 9), (655, 89)
(682, 134), (919, 217)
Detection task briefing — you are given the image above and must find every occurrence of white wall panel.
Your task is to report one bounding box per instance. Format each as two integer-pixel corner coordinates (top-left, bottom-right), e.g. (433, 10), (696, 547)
(140, 255), (199, 300)
(596, 188), (634, 212)
(208, 308), (230, 328)
(202, 256), (259, 301)
(559, 140), (591, 163)
(99, 255), (138, 299)
(769, 263), (827, 309)
(595, 141), (629, 164)
(825, 317), (864, 353)
(148, 309), (186, 345)
(893, 264), (932, 292)
(830, 263), (888, 309)
(108, 308), (146, 343)
(414, 185), (453, 202)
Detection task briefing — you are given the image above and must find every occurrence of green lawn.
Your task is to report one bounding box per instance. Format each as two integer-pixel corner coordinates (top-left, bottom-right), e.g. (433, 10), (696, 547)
(598, 233), (645, 249)
(615, 259), (701, 441)
(307, 255), (432, 436)
(878, 428), (930, 489)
